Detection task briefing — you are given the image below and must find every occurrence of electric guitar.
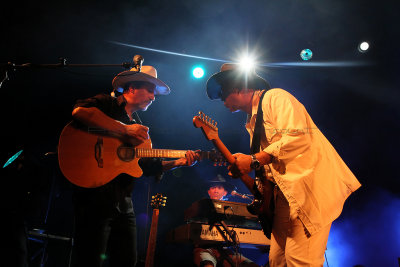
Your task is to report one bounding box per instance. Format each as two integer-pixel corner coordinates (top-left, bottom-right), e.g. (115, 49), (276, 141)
(145, 193), (166, 267)
(58, 121), (224, 188)
(193, 111), (274, 238)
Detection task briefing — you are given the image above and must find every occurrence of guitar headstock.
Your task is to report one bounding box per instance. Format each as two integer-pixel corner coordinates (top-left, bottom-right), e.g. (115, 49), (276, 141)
(193, 111), (219, 141)
(151, 193), (167, 209)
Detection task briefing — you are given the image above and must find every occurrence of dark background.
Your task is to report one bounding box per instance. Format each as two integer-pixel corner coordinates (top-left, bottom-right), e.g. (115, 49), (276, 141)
(1, 0), (399, 266)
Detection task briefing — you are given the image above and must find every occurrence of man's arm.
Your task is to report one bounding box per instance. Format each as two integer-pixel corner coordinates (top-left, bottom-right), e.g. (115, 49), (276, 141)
(161, 150), (199, 171)
(72, 106), (149, 143)
(228, 151), (272, 177)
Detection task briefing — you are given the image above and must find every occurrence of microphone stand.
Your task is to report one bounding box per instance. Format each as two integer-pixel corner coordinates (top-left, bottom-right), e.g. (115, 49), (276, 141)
(0, 57), (133, 88)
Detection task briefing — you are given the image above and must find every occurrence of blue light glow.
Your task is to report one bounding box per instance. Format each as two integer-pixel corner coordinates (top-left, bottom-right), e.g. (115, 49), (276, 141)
(192, 67), (205, 78)
(323, 190), (400, 266)
(300, 49), (313, 60)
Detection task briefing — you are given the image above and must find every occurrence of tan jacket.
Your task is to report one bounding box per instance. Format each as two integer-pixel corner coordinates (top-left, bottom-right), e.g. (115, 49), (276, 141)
(246, 89), (361, 235)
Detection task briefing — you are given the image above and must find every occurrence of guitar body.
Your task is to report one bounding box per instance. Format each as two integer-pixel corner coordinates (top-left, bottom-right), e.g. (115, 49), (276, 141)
(58, 122), (148, 188)
(247, 179), (274, 239)
(59, 120), (223, 188)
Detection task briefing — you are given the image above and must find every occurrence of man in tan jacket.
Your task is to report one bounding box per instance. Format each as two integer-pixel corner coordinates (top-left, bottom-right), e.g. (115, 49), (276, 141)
(206, 63), (361, 267)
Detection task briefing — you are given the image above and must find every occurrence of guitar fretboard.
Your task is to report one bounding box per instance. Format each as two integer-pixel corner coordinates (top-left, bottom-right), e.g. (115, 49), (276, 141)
(135, 148), (186, 158)
(134, 148), (213, 159)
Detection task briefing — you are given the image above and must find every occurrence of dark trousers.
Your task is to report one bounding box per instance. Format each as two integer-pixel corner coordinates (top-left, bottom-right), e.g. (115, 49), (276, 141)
(73, 206), (137, 267)
(2, 213), (28, 267)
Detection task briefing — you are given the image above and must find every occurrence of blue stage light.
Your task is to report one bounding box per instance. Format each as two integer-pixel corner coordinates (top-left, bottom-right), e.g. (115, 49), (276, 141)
(300, 49), (313, 61)
(192, 67), (205, 79)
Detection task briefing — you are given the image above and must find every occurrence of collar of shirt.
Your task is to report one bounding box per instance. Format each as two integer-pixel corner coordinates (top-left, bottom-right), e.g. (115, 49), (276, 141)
(116, 94), (139, 123)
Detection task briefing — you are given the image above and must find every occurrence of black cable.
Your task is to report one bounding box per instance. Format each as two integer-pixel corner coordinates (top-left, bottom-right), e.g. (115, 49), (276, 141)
(0, 69), (8, 88)
(325, 251), (330, 267)
(223, 205), (241, 267)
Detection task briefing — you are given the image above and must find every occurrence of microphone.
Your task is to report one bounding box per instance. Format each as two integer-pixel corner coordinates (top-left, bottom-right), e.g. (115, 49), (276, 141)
(231, 190), (252, 200)
(132, 55), (144, 72)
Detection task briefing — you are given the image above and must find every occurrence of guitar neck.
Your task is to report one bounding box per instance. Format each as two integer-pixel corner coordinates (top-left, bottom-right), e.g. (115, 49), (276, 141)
(145, 208), (159, 267)
(135, 148), (211, 159)
(212, 138), (256, 195)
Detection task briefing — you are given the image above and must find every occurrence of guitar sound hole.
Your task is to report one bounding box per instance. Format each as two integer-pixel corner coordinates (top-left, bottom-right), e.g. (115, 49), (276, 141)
(117, 144), (135, 162)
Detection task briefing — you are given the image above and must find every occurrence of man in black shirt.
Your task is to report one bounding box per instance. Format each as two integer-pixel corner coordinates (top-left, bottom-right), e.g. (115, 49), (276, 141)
(71, 65), (199, 267)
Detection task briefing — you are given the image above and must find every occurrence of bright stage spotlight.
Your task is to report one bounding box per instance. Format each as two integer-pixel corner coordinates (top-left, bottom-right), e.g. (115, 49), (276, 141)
(238, 55), (256, 72)
(192, 67), (205, 79)
(358, 41), (369, 53)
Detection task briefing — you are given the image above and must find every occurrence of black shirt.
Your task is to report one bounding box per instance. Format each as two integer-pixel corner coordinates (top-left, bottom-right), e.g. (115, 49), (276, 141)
(72, 93), (163, 214)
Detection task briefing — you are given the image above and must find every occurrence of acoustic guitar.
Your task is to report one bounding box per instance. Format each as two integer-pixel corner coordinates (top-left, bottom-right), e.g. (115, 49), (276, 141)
(58, 121), (223, 188)
(193, 111), (274, 238)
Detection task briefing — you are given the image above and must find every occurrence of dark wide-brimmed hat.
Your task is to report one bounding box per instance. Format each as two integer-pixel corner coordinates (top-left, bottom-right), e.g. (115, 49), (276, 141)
(206, 63), (270, 100)
(112, 65), (170, 96)
(207, 174), (236, 192)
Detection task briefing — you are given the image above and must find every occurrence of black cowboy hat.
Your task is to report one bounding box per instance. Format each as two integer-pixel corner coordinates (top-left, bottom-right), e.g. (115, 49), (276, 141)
(112, 65), (170, 96)
(206, 63), (270, 100)
(207, 174), (236, 192)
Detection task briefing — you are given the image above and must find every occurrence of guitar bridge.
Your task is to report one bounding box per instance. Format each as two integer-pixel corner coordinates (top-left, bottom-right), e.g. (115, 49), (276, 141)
(95, 137), (103, 168)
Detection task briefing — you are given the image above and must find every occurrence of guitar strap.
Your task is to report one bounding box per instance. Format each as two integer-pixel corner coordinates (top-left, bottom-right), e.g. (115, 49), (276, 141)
(250, 90), (275, 238)
(250, 89), (267, 178)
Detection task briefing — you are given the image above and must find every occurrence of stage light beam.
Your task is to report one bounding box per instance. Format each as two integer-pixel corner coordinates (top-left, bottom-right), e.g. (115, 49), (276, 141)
(110, 41), (372, 68)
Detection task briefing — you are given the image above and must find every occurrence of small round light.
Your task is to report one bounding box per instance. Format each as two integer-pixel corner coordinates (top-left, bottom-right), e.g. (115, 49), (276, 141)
(358, 42), (369, 52)
(192, 67), (204, 79)
(300, 49), (313, 61)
